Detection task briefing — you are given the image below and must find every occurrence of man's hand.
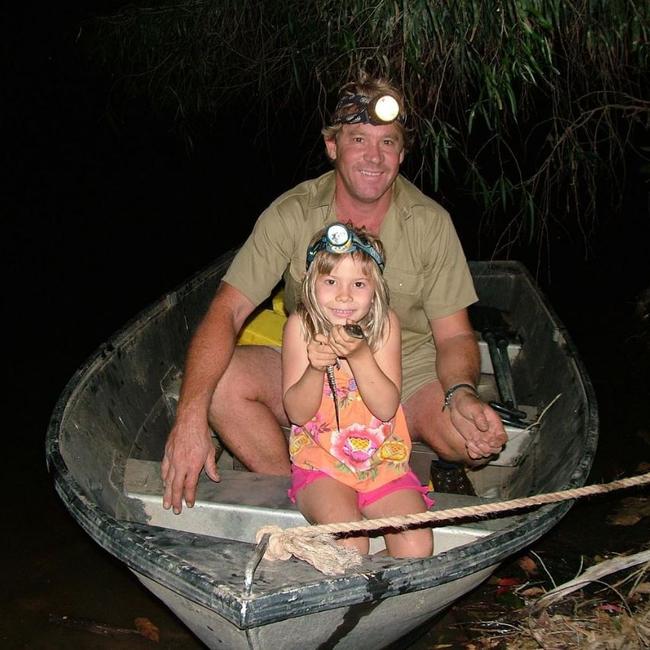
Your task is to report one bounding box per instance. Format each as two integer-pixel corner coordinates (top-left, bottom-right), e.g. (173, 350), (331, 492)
(161, 420), (220, 514)
(449, 391), (507, 460)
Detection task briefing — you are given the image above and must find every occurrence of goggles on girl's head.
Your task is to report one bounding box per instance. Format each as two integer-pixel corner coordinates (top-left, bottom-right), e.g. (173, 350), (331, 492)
(333, 93), (403, 126)
(306, 223), (385, 271)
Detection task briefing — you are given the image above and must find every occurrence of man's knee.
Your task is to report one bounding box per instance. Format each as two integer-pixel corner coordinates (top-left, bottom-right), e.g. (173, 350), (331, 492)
(403, 383), (485, 466)
(402, 382), (444, 447)
(209, 346), (285, 426)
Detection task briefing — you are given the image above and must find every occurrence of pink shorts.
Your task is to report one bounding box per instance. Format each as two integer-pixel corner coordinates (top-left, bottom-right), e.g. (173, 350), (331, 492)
(288, 465), (434, 509)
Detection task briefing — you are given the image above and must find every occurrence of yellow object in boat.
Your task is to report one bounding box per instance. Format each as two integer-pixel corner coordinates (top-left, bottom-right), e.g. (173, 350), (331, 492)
(271, 289), (286, 316)
(236, 288), (287, 347)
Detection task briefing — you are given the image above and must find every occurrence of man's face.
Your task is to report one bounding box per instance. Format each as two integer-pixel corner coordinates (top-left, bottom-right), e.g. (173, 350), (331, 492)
(325, 123), (405, 205)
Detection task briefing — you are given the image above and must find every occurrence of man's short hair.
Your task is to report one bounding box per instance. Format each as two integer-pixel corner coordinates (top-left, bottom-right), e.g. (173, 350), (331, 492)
(322, 73), (411, 149)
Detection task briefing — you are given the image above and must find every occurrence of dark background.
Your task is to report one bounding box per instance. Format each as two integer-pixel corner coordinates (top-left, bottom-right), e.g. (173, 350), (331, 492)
(4, 4), (649, 649)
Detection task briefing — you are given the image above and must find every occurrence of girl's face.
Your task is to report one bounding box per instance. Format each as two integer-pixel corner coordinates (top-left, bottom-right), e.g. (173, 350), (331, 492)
(314, 255), (375, 325)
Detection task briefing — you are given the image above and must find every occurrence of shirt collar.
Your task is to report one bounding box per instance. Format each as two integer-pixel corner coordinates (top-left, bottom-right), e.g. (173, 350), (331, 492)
(311, 170), (336, 213)
(309, 170), (412, 222)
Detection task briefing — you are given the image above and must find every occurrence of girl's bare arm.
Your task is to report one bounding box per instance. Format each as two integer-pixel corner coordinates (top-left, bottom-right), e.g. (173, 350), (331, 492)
(333, 310), (402, 421)
(282, 314), (336, 425)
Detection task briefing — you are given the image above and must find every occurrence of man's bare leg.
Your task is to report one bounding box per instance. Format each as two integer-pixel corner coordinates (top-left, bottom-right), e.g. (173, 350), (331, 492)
(403, 380), (486, 467)
(403, 381), (487, 495)
(208, 346), (291, 475)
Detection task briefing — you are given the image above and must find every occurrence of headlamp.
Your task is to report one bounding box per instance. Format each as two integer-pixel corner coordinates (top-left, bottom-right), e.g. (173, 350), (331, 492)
(333, 93), (403, 126)
(306, 223), (385, 271)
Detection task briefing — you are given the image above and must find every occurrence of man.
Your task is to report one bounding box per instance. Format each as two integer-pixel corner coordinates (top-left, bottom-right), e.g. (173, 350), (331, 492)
(161, 74), (507, 514)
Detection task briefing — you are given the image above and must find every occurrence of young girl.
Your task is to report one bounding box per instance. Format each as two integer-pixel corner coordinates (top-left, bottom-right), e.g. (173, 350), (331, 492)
(282, 222), (433, 558)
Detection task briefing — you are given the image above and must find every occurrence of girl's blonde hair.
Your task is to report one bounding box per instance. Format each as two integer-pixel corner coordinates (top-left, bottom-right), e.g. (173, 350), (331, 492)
(297, 224), (390, 351)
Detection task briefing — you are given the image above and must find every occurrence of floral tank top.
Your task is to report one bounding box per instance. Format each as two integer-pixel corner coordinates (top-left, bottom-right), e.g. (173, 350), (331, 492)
(289, 364), (412, 492)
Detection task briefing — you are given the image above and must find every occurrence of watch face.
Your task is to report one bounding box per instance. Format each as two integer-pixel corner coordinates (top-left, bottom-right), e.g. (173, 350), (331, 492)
(327, 224), (350, 246)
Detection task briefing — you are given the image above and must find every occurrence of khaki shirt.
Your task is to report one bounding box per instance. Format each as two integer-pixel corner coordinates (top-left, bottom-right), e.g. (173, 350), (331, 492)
(223, 171), (478, 399)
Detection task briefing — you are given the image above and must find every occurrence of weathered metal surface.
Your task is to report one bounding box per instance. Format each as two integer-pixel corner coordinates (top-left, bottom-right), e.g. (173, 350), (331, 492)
(45, 256), (599, 648)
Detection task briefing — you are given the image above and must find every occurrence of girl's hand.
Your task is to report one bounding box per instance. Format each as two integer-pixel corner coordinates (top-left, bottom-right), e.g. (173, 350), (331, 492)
(328, 323), (366, 359)
(307, 334), (338, 371)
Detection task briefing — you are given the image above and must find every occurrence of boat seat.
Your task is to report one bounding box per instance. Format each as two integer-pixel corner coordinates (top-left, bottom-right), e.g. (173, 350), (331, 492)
(121, 459), (504, 552)
(122, 459), (301, 543)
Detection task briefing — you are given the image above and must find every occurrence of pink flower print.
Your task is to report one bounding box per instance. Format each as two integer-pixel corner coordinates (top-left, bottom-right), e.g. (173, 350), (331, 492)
(330, 423), (390, 472)
(335, 382), (351, 401)
(322, 371), (357, 404)
(303, 412), (331, 444)
(332, 378), (358, 410)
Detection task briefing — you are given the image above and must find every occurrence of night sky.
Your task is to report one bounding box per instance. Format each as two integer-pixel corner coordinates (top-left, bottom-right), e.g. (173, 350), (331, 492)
(7, 5), (299, 424)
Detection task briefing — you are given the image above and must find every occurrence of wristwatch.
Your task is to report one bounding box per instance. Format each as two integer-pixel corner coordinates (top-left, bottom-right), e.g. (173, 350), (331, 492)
(442, 383), (479, 411)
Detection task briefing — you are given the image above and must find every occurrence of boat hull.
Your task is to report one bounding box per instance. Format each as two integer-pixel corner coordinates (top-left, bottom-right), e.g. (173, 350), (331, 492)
(135, 564), (497, 650)
(46, 254), (598, 648)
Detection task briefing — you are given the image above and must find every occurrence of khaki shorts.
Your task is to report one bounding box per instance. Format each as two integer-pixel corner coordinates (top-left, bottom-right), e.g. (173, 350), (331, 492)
(401, 338), (439, 401)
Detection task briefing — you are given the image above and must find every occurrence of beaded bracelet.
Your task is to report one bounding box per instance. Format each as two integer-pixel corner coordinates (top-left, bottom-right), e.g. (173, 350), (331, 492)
(442, 383), (479, 411)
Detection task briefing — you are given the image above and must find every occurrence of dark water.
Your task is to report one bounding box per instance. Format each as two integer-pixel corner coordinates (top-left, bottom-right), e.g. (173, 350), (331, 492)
(4, 7), (649, 649)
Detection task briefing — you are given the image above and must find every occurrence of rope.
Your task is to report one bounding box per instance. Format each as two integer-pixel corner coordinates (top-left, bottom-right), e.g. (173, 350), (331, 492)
(255, 471), (650, 575)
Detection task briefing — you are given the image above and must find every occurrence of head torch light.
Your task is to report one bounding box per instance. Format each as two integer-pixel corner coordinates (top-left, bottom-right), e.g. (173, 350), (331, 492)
(306, 223), (385, 271)
(333, 93), (402, 126)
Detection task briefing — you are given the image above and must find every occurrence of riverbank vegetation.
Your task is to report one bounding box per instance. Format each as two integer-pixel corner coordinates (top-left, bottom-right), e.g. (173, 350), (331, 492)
(82, 1), (649, 260)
